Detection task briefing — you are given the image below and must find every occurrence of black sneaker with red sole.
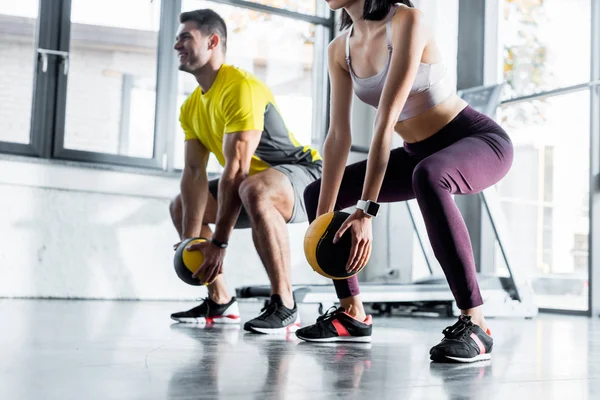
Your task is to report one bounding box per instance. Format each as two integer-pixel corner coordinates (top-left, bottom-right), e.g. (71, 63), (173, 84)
(170, 297), (241, 325)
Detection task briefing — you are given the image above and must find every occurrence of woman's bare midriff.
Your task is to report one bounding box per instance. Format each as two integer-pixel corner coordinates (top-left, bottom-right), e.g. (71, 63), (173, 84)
(394, 94), (469, 143)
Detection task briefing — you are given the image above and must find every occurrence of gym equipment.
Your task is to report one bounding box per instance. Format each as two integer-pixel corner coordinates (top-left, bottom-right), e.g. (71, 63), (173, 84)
(174, 238), (210, 286)
(236, 83), (538, 319)
(304, 211), (367, 279)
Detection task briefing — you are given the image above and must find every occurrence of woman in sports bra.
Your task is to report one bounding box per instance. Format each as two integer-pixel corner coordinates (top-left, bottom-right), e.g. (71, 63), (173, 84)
(296, 0), (513, 363)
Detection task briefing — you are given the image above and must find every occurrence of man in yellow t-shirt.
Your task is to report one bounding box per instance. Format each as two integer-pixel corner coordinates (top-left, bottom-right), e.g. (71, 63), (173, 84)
(169, 9), (322, 333)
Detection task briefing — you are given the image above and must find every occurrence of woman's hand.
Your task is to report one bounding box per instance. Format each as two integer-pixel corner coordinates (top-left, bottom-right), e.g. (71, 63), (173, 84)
(333, 210), (373, 274)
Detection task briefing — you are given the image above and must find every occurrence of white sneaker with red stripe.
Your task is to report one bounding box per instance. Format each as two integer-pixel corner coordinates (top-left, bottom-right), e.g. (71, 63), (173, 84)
(171, 297), (241, 325)
(430, 315), (493, 363)
(295, 307), (373, 343)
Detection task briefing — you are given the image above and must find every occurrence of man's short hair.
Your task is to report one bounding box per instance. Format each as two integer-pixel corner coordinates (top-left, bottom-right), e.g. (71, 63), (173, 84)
(179, 9), (227, 53)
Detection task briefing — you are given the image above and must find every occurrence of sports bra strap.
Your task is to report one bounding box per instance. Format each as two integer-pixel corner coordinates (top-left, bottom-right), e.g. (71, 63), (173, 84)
(386, 5), (399, 50)
(345, 26), (353, 61)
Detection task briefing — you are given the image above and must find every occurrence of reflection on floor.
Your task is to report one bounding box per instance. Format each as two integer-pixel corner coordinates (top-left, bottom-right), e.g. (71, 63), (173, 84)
(1, 299), (599, 400)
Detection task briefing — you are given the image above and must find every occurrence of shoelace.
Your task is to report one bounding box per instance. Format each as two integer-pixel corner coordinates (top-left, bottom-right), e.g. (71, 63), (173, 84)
(442, 315), (474, 340)
(317, 306), (343, 323)
(190, 297), (211, 314)
(258, 301), (279, 319)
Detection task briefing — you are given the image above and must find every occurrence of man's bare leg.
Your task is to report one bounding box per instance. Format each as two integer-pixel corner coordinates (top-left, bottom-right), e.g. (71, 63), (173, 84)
(238, 169), (295, 309)
(170, 194), (231, 304)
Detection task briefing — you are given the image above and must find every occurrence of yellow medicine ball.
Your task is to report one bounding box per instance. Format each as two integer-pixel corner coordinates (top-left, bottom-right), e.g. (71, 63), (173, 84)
(304, 211), (367, 279)
(174, 238), (214, 286)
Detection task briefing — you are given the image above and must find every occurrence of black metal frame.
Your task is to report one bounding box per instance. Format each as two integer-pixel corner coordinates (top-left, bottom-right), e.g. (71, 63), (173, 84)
(500, 80), (600, 106)
(590, 0), (600, 317)
(312, 0), (335, 147)
(539, 308), (591, 317)
(156, 0), (182, 172)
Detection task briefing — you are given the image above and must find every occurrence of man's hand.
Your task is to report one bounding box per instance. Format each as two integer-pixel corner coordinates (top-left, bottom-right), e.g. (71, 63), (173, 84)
(188, 241), (226, 284)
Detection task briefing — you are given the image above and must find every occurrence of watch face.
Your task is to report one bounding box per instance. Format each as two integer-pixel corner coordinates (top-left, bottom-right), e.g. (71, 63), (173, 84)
(366, 201), (380, 216)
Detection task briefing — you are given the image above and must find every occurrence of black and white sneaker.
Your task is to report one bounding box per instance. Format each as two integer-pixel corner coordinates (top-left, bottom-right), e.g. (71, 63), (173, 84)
(430, 315), (493, 363)
(295, 307), (373, 343)
(170, 297), (241, 325)
(244, 295), (300, 334)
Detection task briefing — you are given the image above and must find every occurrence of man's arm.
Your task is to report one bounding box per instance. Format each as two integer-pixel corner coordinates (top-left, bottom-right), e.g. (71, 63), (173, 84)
(180, 139), (210, 240)
(211, 130), (261, 244)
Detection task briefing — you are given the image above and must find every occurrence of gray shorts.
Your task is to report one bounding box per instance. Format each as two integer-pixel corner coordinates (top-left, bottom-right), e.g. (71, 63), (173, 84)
(208, 163), (322, 229)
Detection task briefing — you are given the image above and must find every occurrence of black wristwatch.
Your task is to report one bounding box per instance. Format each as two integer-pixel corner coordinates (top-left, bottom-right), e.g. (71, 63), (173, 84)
(356, 199), (381, 218)
(210, 238), (228, 249)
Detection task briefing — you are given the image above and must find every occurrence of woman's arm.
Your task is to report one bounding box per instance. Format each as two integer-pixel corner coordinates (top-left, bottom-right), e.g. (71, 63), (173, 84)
(335, 9), (430, 274)
(316, 36), (355, 217)
(360, 8), (429, 204)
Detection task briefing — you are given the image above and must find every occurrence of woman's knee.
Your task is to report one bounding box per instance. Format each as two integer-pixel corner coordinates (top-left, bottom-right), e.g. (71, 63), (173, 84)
(303, 179), (321, 221)
(412, 160), (450, 193)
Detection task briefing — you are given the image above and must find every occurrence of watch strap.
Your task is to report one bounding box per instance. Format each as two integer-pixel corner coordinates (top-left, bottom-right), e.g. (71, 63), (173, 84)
(356, 199), (380, 217)
(210, 238), (228, 249)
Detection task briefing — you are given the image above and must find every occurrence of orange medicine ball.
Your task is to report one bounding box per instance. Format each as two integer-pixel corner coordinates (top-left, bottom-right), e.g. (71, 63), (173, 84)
(173, 237), (216, 286)
(303, 211), (368, 279)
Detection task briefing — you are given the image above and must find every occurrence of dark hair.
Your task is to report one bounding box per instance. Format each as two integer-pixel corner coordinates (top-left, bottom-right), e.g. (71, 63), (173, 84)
(340, 0), (414, 31)
(180, 9), (228, 53)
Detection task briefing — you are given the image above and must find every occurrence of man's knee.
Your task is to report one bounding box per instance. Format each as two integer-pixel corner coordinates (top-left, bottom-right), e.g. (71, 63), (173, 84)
(304, 179), (321, 222)
(238, 178), (269, 213)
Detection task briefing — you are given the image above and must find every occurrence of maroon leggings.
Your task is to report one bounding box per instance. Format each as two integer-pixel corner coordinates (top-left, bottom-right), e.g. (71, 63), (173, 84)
(303, 106), (513, 310)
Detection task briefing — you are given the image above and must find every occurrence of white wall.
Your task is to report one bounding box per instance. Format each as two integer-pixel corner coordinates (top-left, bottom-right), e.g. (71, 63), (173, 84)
(0, 158), (329, 300)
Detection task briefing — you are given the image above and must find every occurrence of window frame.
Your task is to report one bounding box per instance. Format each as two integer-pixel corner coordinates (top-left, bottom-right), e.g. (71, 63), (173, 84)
(589, 0), (600, 317)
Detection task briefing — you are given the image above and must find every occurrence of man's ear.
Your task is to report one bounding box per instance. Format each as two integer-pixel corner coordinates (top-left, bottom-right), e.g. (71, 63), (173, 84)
(208, 33), (220, 50)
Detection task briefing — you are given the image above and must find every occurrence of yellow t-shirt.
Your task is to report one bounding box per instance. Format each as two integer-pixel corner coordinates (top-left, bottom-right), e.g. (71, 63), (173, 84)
(179, 64), (321, 175)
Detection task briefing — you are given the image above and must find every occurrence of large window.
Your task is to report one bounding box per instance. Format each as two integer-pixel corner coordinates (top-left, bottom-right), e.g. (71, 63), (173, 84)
(61, 0), (161, 159)
(496, 91), (590, 311)
(0, 0), (332, 171)
(495, 0), (596, 311)
(0, 1), (39, 145)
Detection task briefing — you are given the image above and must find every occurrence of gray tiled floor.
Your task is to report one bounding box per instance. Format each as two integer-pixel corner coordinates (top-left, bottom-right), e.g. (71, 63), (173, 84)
(1, 299), (599, 400)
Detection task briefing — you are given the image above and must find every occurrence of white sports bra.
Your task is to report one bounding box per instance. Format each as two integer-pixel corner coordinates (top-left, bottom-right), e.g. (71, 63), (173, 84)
(345, 5), (453, 121)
